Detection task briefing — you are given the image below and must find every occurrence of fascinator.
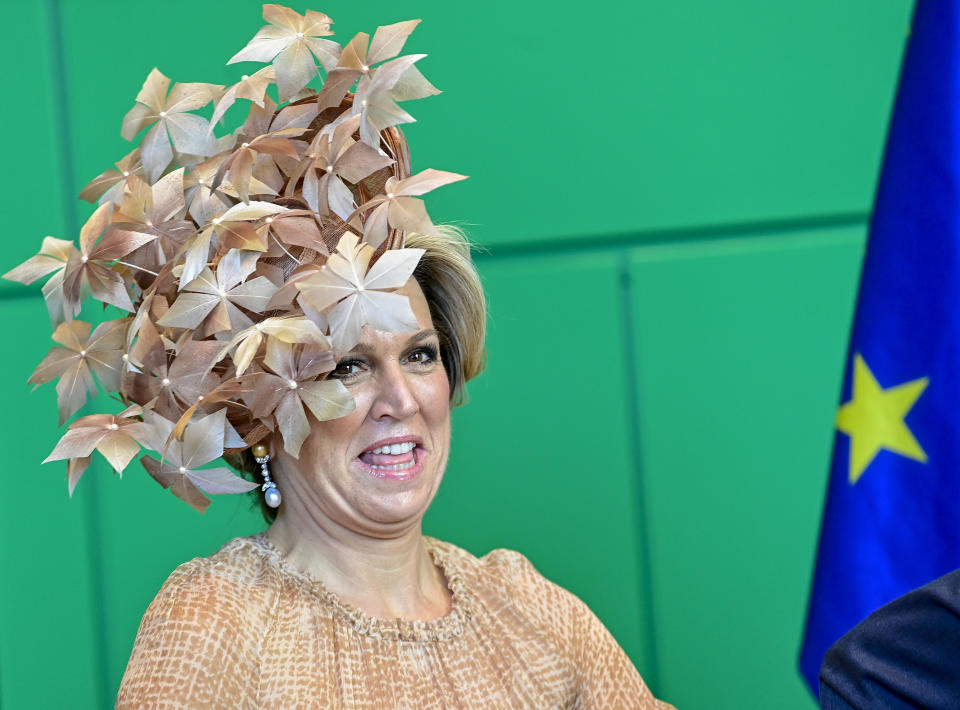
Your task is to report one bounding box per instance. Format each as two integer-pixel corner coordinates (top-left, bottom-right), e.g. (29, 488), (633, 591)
(4, 4), (465, 512)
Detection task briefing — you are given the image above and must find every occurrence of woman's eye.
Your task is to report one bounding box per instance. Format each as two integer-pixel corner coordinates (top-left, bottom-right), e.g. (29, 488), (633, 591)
(407, 345), (438, 364)
(330, 361), (361, 378)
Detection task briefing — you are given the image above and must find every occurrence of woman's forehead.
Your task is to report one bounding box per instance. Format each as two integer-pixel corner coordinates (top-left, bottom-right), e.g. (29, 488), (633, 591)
(343, 328), (440, 356)
(341, 280), (436, 356)
(400, 278), (435, 328)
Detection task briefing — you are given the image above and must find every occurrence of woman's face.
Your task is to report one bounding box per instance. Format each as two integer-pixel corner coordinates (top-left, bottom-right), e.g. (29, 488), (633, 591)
(274, 278), (451, 537)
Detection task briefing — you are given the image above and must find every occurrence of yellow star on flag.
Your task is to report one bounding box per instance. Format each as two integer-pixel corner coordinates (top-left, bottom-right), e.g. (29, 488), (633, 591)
(836, 353), (928, 485)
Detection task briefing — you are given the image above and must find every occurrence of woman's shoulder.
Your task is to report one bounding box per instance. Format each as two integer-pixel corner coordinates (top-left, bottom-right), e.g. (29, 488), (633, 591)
(117, 535), (281, 708)
(163, 533), (275, 582)
(426, 537), (590, 627)
(429, 539), (672, 708)
(428, 537), (567, 588)
(144, 534), (284, 623)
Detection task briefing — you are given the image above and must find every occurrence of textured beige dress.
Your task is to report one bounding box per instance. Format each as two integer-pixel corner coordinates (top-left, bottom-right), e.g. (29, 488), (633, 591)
(117, 534), (675, 709)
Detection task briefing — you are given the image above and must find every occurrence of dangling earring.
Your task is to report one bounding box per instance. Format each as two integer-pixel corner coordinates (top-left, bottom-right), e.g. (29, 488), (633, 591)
(252, 443), (282, 509)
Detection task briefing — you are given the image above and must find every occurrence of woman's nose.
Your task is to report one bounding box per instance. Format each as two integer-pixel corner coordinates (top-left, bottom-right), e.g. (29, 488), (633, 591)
(369, 362), (420, 421)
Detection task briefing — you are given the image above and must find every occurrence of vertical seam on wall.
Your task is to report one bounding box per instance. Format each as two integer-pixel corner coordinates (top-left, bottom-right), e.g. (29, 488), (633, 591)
(46, 1), (111, 707)
(617, 251), (661, 689)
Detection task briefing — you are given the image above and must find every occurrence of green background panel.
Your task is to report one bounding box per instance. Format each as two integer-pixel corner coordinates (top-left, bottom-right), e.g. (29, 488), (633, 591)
(1, 2), (100, 706)
(0, 297), (100, 709)
(2, 0), (67, 286)
(629, 228), (865, 709)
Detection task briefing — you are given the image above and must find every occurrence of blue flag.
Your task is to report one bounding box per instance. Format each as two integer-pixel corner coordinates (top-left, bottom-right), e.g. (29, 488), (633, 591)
(800, 0), (960, 695)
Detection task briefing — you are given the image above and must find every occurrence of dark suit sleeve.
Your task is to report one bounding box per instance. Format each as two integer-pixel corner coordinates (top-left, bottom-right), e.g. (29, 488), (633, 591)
(819, 568), (960, 710)
(818, 682), (856, 710)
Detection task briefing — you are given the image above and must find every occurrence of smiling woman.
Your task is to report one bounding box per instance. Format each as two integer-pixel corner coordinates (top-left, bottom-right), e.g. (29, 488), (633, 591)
(116, 234), (674, 708)
(6, 3), (673, 708)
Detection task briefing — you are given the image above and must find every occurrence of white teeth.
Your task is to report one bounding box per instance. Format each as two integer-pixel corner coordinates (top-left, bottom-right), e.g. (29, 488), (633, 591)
(369, 461), (415, 471)
(370, 441), (416, 455)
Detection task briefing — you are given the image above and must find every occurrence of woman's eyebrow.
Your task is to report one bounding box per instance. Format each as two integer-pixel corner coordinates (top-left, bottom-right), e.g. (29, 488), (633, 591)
(406, 329), (440, 346)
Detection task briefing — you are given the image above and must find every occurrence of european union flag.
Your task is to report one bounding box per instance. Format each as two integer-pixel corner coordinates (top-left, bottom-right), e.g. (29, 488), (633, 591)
(800, 0), (960, 696)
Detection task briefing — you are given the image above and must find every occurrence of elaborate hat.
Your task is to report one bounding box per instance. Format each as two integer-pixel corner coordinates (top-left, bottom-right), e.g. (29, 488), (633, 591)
(4, 4), (466, 512)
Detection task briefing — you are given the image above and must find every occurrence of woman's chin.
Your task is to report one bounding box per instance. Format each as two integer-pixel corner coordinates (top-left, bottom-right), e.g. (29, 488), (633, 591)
(351, 501), (432, 530)
(349, 482), (439, 529)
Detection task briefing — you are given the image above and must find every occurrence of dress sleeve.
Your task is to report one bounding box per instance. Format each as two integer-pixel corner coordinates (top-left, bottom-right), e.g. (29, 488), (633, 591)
(489, 549), (675, 710)
(569, 590), (676, 710)
(115, 560), (264, 709)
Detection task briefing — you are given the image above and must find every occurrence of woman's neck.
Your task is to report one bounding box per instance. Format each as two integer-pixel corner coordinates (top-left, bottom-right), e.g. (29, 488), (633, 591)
(266, 508), (452, 622)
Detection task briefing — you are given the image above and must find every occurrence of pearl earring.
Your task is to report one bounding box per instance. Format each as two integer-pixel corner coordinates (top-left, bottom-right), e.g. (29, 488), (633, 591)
(252, 443), (282, 509)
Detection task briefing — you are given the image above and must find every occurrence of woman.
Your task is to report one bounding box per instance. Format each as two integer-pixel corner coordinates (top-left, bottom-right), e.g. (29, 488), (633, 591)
(118, 258), (670, 707)
(6, 5), (673, 708)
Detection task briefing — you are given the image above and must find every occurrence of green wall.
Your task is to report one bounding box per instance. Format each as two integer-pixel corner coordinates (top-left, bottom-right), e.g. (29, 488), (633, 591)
(0, 1), (912, 707)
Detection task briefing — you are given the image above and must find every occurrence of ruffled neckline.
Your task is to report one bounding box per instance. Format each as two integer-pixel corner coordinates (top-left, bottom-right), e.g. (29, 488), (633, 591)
(248, 532), (474, 642)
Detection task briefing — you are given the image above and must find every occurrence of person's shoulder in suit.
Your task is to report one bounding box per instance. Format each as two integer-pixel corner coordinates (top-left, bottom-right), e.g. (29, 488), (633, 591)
(819, 568), (960, 709)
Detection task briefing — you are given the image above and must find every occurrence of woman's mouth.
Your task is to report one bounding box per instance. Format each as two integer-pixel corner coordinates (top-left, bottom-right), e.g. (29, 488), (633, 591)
(357, 439), (424, 480)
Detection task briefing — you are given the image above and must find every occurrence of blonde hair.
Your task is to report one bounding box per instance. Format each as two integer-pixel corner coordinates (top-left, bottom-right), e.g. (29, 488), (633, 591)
(406, 225), (487, 405)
